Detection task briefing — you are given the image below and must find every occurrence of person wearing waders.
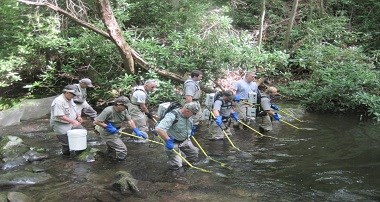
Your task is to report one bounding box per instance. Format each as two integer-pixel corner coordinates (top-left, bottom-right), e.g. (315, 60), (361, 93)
(127, 79), (157, 140)
(50, 85), (84, 156)
(93, 96), (147, 161)
(73, 78), (97, 121)
(232, 71), (265, 129)
(209, 90), (239, 140)
(182, 70), (203, 130)
(154, 102), (200, 179)
(259, 87), (281, 132)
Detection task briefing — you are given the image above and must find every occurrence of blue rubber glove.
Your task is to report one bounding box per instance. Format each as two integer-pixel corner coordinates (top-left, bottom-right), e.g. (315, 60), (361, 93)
(231, 112), (239, 122)
(233, 95), (241, 102)
(273, 113), (281, 121)
(215, 116), (223, 127)
(105, 123), (118, 134)
(133, 128), (147, 139)
(190, 125), (196, 137)
(271, 104), (280, 111)
(165, 136), (174, 150)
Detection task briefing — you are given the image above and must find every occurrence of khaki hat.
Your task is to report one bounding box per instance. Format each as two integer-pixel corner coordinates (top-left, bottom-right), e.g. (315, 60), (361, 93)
(114, 96), (130, 106)
(183, 102), (200, 114)
(63, 85), (80, 96)
(80, 78), (94, 87)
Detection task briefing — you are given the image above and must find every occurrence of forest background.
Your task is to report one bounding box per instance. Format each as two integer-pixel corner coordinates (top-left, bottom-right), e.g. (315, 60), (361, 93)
(0, 0), (379, 120)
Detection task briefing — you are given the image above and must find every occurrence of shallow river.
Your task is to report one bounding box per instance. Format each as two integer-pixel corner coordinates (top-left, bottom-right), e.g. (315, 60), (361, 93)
(1, 108), (379, 201)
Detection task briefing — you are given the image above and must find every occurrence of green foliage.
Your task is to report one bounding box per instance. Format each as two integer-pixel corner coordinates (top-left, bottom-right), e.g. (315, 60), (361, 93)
(282, 44), (380, 118)
(149, 80), (182, 105)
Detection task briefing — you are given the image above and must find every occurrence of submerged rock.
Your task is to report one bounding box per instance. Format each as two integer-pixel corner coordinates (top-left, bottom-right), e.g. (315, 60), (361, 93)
(76, 148), (100, 163)
(112, 171), (140, 195)
(0, 171), (52, 186)
(22, 150), (48, 162)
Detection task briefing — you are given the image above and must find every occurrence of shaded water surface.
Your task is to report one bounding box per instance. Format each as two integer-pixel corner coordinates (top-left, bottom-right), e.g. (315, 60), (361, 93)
(1, 111), (379, 201)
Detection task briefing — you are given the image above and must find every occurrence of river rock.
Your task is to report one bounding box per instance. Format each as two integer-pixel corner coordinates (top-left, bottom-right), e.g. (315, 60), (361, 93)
(22, 150), (48, 162)
(0, 171), (52, 186)
(112, 171), (139, 195)
(7, 192), (33, 202)
(1, 156), (27, 170)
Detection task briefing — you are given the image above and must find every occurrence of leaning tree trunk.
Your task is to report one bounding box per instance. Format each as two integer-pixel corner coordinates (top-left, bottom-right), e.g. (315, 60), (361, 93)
(283, 0), (299, 50)
(17, 0), (215, 92)
(97, 0), (134, 74)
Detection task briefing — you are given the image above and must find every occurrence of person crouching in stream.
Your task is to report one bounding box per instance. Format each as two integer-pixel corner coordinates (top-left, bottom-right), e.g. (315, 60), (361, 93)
(93, 96), (147, 161)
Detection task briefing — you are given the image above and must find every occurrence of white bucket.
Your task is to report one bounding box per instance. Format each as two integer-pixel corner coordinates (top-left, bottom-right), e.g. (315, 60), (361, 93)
(67, 129), (87, 151)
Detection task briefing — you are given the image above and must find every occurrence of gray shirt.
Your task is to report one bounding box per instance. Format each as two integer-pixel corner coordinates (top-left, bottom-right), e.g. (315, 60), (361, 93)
(73, 84), (87, 104)
(233, 79), (258, 99)
(213, 99), (232, 117)
(50, 94), (78, 124)
(260, 93), (271, 111)
(131, 86), (148, 105)
(156, 109), (193, 141)
(95, 106), (132, 128)
(184, 79), (201, 100)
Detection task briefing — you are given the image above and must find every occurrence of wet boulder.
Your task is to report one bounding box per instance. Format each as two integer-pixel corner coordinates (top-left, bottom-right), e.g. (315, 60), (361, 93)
(0, 170), (52, 187)
(112, 171), (140, 195)
(7, 192), (33, 202)
(22, 150), (48, 162)
(0, 136), (29, 159)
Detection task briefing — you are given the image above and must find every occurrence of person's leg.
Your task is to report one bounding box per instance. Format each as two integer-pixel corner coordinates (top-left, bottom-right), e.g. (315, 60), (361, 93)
(209, 121), (224, 140)
(56, 134), (70, 156)
(179, 139), (199, 164)
(165, 142), (182, 169)
(106, 137), (128, 160)
(259, 114), (273, 132)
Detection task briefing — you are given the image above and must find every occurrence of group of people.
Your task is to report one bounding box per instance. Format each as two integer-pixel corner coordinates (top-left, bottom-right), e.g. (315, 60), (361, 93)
(49, 70), (281, 174)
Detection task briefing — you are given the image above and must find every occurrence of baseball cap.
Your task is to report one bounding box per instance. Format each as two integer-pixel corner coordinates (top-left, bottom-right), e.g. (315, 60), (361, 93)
(183, 102), (200, 114)
(223, 90), (234, 100)
(63, 85), (80, 96)
(80, 78), (94, 87)
(114, 96), (130, 106)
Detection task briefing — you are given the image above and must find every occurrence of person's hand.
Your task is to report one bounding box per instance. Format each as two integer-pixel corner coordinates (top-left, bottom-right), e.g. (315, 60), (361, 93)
(105, 122), (118, 134)
(165, 136), (174, 150)
(133, 128), (147, 139)
(215, 116), (223, 127)
(273, 113), (281, 121)
(76, 116), (83, 123)
(233, 95), (241, 102)
(231, 112), (239, 122)
(145, 112), (153, 120)
(190, 125), (196, 137)
(271, 104), (280, 111)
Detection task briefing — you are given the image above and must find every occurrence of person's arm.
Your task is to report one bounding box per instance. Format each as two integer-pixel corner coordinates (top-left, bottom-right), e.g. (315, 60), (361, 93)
(256, 77), (266, 86)
(155, 128), (171, 141)
(212, 109), (220, 117)
(127, 120), (137, 129)
(57, 115), (81, 127)
(93, 119), (107, 128)
(139, 103), (149, 113)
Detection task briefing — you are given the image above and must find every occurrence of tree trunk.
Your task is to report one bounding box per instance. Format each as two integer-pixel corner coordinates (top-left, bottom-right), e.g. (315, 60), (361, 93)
(18, 1), (183, 80)
(97, 0), (134, 74)
(283, 0), (299, 50)
(258, 0), (266, 51)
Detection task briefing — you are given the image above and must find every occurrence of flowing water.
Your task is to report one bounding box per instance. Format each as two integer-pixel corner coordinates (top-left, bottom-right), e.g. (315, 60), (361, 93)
(1, 110), (379, 201)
